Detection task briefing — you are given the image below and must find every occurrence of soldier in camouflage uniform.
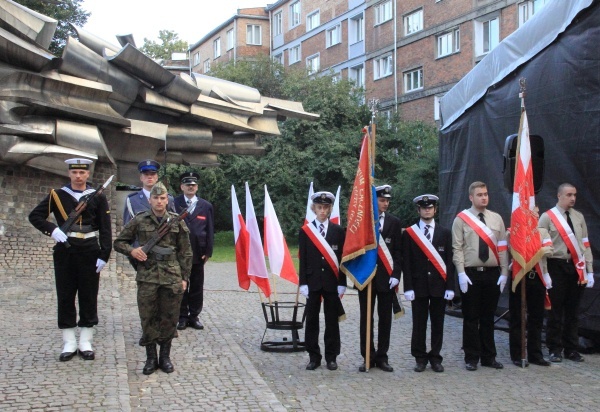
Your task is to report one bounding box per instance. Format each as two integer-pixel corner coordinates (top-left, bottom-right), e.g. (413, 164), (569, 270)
(114, 182), (192, 375)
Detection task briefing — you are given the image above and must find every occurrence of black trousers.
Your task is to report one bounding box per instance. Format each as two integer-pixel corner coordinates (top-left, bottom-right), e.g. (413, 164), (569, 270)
(304, 289), (340, 363)
(546, 259), (584, 355)
(179, 262), (205, 320)
(509, 272), (546, 361)
(53, 246), (100, 329)
(411, 296), (446, 364)
(358, 287), (393, 363)
(461, 267), (500, 364)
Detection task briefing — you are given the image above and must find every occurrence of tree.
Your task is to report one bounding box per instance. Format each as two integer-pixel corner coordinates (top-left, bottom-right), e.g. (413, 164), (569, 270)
(15, 0), (89, 56)
(139, 30), (189, 60)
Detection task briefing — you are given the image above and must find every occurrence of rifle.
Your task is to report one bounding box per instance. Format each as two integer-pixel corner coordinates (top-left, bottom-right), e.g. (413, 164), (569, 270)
(61, 175), (114, 248)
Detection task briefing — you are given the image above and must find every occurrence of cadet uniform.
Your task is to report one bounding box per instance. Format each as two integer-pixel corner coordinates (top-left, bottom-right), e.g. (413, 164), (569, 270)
(114, 182), (192, 375)
(29, 158), (112, 361)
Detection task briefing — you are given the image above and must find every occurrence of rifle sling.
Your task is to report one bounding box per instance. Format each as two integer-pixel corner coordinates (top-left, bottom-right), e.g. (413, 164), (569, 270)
(50, 190), (83, 227)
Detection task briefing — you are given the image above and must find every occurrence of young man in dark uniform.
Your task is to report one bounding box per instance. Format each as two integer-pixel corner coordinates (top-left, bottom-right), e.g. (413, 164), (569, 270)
(29, 158), (112, 361)
(174, 172), (214, 331)
(299, 191), (346, 371)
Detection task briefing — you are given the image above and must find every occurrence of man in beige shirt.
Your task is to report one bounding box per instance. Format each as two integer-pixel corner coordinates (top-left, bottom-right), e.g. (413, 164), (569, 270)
(538, 183), (594, 363)
(452, 181), (508, 371)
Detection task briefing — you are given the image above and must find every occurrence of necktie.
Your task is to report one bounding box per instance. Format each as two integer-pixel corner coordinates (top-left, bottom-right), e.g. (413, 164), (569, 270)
(424, 224), (431, 242)
(565, 211), (575, 232)
(319, 223), (325, 237)
(478, 212), (489, 263)
(186, 199), (192, 206)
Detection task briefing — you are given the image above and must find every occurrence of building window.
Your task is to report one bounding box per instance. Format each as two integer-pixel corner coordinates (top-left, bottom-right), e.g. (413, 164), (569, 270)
(213, 38), (221, 58)
(404, 68), (423, 92)
(373, 55), (393, 80)
(247, 25), (261, 45)
(307, 10), (320, 31)
(326, 24), (341, 48)
(226, 29), (234, 51)
(350, 64), (364, 88)
(193, 52), (200, 66)
(375, 1), (393, 25)
(380, 109), (393, 126)
(331, 73), (341, 83)
(434, 95), (444, 121)
(290, 1), (301, 28)
(350, 14), (364, 44)
(404, 9), (423, 35)
(436, 27), (460, 58)
(289, 45), (301, 65)
(307, 54), (320, 74)
(203, 59), (211, 73)
(273, 11), (283, 36)
(273, 53), (284, 65)
(476, 16), (500, 55)
(519, 0), (551, 26)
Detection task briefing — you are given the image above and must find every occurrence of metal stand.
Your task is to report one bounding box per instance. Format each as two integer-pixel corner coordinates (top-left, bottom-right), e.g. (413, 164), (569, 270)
(260, 301), (306, 352)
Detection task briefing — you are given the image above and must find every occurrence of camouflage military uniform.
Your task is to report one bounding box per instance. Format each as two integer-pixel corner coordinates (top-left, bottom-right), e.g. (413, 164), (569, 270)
(114, 210), (192, 346)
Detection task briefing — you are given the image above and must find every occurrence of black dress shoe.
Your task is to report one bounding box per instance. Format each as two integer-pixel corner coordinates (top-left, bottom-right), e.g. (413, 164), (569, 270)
(430, 363), (444, 373)
(326, 361), (338, 371)
(377, 361), (394, 372)
(529, 358), (551, 366)
(188, 318), (204, 330)
(78, 350), (95, 360)
(59, 351), (77, 362)
(512, 359), (528, 368)
(565, 351), (584, 362)
(306, 361), (321, 370)
(177, 320), (187, 330)
(465, 362), (478, 371)
(481, 360), (503, 369)
(358, 362), (374, 372)
(549, 353), (562, 363)
(414, 363), (427, 372)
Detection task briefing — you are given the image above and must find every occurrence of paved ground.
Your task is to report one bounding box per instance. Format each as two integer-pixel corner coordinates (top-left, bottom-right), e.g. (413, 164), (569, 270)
(1, 260), (600, 411)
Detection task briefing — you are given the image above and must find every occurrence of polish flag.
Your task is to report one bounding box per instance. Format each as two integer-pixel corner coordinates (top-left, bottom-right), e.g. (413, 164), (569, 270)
(245, 182), (272, 297)
(331, 186), (342, 225)
(264, 185), (298, 284)
(231, 185), (250, 291)
(304, 181), (316, 224)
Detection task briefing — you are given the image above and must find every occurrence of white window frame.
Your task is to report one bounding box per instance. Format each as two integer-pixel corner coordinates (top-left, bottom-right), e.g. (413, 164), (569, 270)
(404, 8), (423, 36)
(289, 45), (301, 65)
(373, 54), (393, 80)
(213, 38), (221, 58)
(273, 11), (283, 36)
(307, 10), (320, 31)
(482, 17), (499, 54)
(374, 1), (393, 25)
(306, 53), (320, 74)
(226, 29), (234, 51)
(193, 52), (200, 66)
(203, 59), (211, 73)
(326, 24), (342, 48)
(436, 27), (460, 58)
(404, 67), (423, 93)
(246, 25), (262, 45)
(290, 1), (301, 28)
(273, 53), (284, 65)
(350, 14), (364, 44)
(519, 0), (551, 26)
(350, 64), (364, 88)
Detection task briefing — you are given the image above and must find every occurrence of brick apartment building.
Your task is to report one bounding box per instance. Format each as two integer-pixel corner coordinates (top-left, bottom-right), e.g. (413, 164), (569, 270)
(189, 0), (551, 125)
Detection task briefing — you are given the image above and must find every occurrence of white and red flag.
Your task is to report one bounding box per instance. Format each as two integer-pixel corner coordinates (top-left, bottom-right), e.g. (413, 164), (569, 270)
(331, 186), (342, 225)
(304, 181), (316, 224)
(264, 185), (298, 285)
(510, 109), (544, 291)
(231, 185), (250, 291)
(245, 182), (272, 297)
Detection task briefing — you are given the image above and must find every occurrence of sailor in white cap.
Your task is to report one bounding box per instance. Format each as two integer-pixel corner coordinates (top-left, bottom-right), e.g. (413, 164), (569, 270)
(401, 194), (455, 372)
(29, 158), (112, 362)
(299, 190), (346, 371)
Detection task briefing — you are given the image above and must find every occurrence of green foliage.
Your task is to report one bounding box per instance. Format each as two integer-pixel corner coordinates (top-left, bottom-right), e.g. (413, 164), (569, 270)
(16, 0), (89, 56)
(139, 30), (188, 60)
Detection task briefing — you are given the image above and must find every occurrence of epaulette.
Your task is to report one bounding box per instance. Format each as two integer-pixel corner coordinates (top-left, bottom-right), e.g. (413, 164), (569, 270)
(127, 192), (140, 198)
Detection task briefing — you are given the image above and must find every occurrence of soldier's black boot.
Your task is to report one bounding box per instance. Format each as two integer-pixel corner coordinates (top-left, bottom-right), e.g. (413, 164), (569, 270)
(158, 340), (174, 373)
(142, 344), (159, 375)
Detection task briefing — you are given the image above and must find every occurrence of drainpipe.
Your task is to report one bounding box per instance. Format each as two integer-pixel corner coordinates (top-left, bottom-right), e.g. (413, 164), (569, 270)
(394, 0), (399, 113)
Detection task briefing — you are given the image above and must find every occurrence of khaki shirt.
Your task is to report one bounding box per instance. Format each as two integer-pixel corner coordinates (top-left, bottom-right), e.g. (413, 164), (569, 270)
(114, 211), (193, 283)
(452, 207), (508, 275)
(538, 205), (593, 273)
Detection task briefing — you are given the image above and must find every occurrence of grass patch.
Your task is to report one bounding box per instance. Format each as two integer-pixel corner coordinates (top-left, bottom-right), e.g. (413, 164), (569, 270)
(210, 231), (299, 267)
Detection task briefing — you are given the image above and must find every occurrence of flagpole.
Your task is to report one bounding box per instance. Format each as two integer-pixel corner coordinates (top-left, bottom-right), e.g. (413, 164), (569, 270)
(519, 78), (528, 369)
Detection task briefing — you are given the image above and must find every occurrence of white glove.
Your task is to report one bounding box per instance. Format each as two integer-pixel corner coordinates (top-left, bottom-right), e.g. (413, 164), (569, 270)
(543, 273), (552, 289)
(389, 277), (399, 289)
(497, 275), (508, 293)
(444, 290), (455, 301)
(586, 273), (595, 289)
(96, 259), (106, 273)
(51, 228), (68, 243)
(337, 286), (346, 298)
(299, 285), (309, 298)
(458, 272), (472, 293)
(404, 290), (415, 301)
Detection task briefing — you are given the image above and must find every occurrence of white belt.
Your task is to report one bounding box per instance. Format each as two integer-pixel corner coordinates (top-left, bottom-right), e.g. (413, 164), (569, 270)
(67, 232), (96, 239)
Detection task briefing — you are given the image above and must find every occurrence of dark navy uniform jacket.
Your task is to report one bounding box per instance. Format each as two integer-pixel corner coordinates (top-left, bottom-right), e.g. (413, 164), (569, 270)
(174, 194), (214, 264)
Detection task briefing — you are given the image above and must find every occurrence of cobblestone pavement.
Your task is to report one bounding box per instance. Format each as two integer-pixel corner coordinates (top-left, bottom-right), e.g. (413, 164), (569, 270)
(1, 260), (600, 411)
